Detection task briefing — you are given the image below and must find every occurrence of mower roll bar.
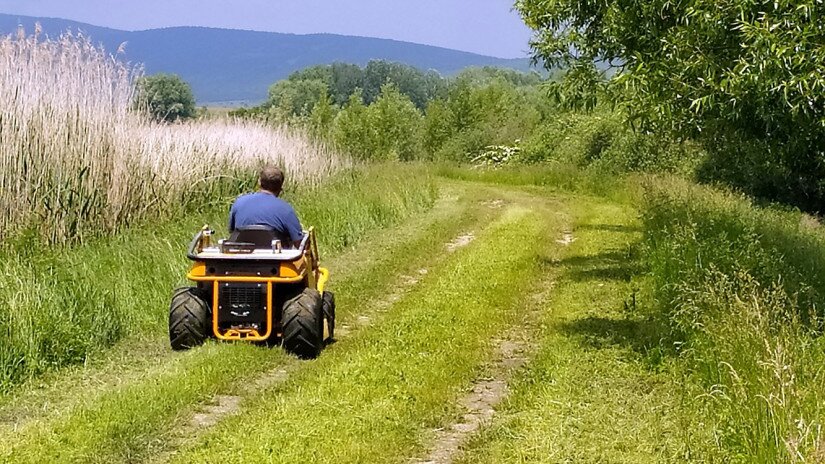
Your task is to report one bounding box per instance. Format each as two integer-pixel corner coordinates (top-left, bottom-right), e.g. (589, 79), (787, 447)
(186, 228), (209, 260)
(186, 226), (311, 261)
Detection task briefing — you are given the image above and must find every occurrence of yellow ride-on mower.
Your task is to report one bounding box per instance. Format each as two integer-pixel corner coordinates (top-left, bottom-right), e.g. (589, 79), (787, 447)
(169, 225), (335, 359)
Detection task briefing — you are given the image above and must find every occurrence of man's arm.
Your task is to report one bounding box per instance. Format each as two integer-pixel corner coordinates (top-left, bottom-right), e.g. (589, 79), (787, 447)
(284, 207), (304, 248)
(228, 204), (236, 233)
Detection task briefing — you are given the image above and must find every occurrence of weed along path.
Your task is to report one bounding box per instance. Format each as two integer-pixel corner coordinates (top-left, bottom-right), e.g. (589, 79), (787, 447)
(0, 179), (690, 463)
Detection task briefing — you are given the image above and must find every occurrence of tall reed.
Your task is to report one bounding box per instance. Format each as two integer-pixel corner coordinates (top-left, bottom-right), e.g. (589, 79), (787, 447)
(0, 28), (340, 245)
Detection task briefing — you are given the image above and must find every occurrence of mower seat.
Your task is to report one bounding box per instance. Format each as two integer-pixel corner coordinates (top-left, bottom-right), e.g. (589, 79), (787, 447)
(228, 225), (279, 248)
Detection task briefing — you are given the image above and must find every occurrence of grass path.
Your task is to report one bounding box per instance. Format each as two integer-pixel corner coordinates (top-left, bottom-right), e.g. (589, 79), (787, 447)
(168, 195), (568, 463)
(0, 178), (708, 463)
(454, 198), (703, 463)
(0, 183), (502, 462)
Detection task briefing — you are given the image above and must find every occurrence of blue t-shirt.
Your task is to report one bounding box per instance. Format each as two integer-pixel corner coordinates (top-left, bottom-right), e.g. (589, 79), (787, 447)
(228, 192), (303, 243)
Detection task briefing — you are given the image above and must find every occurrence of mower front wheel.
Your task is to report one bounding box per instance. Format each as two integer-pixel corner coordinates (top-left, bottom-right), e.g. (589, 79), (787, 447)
(169, 287), (211, 351)
(282, 288), (324, 359)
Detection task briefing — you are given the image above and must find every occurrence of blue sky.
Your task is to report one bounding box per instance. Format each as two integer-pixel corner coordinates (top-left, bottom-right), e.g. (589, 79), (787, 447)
(0, 0), (533, 58)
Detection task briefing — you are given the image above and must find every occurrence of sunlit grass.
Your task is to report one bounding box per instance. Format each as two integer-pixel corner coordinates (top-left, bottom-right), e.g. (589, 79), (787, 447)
(642, 176), (825, 461)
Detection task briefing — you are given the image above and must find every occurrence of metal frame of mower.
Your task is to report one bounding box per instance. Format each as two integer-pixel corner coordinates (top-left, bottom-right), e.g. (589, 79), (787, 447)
(168, 225), (335, 358)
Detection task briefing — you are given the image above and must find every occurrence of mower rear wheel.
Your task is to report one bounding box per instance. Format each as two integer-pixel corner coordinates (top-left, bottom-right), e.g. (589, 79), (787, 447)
(322, 291), (336, 342)
(169, 287), (211, 351)
(282, 288), (324, 359)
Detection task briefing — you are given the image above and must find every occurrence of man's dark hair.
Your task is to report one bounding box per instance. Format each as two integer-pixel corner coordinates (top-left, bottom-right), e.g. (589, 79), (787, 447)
(260, 166), (285, 194)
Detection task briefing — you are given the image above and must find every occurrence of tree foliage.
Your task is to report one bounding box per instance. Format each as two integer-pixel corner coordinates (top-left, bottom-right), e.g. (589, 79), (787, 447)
(267, 60), (447, 112)
(331, 85), (423, 161)
(240, 61), (554, 164)
(268, 79), (328, 116)
(517, 0), (825, 210)
(331, 91), (374, 159)
(134, 73), (197, 122)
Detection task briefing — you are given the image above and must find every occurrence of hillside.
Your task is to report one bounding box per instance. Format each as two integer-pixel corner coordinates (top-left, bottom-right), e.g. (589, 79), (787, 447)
(0, 14), (535, 104)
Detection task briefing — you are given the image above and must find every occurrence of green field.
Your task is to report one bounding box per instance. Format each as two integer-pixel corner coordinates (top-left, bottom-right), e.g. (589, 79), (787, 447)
(2, 165), (825, 462)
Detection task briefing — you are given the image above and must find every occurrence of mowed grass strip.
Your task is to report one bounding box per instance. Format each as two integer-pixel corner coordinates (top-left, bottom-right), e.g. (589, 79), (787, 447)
(0, 183), (501, 463)
(170, 203), (565, 463)
(455, 199), (704, 463)
(141, 185), (505, 460)
(0, 343), (287, 464)
(323, 183), (502, 322)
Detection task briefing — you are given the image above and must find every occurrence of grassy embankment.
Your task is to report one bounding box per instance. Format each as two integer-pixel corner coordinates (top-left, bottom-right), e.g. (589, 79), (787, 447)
(448, 173), (825, 463)
(640, 178), (825, 462)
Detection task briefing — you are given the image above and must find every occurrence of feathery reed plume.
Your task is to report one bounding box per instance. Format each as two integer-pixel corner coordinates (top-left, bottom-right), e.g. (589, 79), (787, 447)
(0, 27), (342, 244)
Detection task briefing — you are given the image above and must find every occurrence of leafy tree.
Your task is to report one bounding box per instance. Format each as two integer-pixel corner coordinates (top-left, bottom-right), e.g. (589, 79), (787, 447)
(516, 0), (825, 210)
(445, 80), (482, 133)
(422, 99), (455, 158)
(456, 67), (543, 87)
(473, 78), (542, 145)
(331, 86), (424, 161)
(329, 63), (364, 105)
(267, 61), (445, 114)
(309, 89), (336, 138)
(332, 91), (374, 159)
(287, 65), (333, 84)
(369, 84), (423, 161)
(267, 79), (329, 117)
(134, 73), (197, 122)
(361, 61), (446, 109)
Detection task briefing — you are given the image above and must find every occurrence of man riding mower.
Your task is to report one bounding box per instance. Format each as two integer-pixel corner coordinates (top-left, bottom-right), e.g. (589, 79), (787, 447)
(168, 167), (335, 359)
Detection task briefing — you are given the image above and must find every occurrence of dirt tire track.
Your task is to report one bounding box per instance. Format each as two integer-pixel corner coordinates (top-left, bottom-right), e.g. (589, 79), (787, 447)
(412, 280), (556, 464)
(556, 230), (577, 246)
(445, 233), (475, 253)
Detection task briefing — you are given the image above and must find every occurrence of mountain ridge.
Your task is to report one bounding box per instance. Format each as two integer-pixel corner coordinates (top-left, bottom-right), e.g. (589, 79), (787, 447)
(1, 14), (536, 104)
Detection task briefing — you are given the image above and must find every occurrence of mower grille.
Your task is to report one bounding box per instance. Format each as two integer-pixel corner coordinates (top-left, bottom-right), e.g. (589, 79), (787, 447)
(218, 283), (267, 325)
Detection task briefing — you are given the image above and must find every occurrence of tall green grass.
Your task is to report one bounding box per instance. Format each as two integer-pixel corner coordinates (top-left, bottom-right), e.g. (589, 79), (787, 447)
(0, 164), (437, 393)
(641, 177), (825, 461)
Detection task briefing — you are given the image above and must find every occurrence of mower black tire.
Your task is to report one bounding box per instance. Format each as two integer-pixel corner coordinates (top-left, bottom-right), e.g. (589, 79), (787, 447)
(169, 287), (211, 351)
(282, 288), (324, 359)
(322, 291), (336, 342)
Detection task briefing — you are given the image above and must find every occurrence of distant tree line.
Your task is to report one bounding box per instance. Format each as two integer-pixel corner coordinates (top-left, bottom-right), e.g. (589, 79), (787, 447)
(273, 61), (544, 114)
(232, 61), (552, 162)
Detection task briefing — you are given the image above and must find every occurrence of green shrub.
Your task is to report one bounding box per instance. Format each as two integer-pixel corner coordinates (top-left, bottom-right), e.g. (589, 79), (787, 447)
(135, 74), (197, 122)
(520, 110), (703, 174)
(331, 91), (373, 159)
(332, 85), (424, 161)
(267, 79), (329, 117)
(432, 127), (489, 162)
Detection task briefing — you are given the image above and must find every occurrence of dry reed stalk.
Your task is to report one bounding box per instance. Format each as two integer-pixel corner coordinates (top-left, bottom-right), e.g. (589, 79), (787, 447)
(0, 28), (342, 244)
